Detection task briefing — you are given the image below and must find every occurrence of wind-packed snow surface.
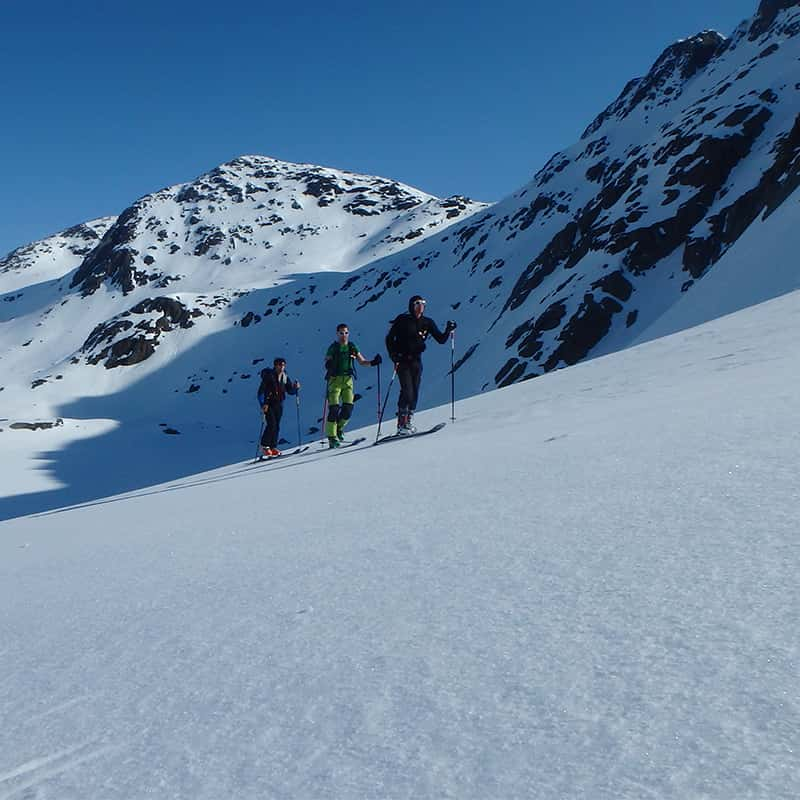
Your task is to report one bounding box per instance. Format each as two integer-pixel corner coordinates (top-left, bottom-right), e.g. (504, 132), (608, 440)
(2, 291), (798, 799)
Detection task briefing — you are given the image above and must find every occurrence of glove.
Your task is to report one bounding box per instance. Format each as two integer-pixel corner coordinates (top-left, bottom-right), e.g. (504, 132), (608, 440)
(445, 320), (457, 334)
(371, 354), (383, 366)
(293, 381), (300, 389)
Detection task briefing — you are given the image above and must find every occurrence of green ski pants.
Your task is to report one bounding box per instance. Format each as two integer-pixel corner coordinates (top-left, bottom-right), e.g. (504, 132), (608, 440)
(326, 375), (355, 437)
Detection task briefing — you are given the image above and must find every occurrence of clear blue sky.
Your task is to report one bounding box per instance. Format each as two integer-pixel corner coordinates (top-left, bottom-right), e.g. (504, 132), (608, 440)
(1, 0), (759, 256)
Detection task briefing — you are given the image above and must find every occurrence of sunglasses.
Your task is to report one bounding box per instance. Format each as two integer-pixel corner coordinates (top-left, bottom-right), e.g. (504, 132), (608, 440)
(414, 299), (427, 306)
(337, 330), (350, 336)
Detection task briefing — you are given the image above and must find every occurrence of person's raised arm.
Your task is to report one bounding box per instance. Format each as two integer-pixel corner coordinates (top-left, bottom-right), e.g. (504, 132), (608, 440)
(355, 350), (382, 367)
(430, 319), (457, 345)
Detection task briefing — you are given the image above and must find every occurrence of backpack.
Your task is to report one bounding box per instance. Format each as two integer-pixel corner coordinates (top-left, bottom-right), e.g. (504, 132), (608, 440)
(326, 341), (358, 378)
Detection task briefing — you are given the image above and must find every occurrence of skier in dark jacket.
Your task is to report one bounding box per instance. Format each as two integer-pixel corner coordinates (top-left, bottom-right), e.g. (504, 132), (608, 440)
(385, 295), (456, 434)
(257, 357), (300, 457)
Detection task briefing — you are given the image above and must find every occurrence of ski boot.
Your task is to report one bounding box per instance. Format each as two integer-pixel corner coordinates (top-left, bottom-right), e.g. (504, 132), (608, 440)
(328, 437), (341, 450)
(396, 413), (416, 436)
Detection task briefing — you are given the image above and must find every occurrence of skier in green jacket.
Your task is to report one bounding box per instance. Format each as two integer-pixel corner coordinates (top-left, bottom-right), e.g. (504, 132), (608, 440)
(324, 323), (381, 449)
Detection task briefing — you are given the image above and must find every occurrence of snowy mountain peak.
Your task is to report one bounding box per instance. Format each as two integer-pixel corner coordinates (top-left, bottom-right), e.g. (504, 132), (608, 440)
(69, 154), (483, 297)
(582, 30), (726, 139)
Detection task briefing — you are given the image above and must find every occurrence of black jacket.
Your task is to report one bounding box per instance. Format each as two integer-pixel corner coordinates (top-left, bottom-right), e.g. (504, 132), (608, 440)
(257, 368), (298, 407)
(386, 313), (449, 362)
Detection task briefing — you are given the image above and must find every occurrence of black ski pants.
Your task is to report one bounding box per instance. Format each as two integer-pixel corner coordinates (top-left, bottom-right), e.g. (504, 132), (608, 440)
(397, 358), (423, 415)
(261, 403), (283, 448)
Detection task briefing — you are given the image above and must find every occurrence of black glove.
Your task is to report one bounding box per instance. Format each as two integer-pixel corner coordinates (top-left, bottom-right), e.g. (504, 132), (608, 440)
(445, 320), (457, 334)
(371, 354), (383, 366)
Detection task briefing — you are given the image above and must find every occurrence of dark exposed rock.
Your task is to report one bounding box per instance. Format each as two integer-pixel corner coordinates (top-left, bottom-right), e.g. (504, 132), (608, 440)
(176, 186), (203, 203)
(194, 228), (225, 256)
(599, 107), (773, 275)
(82, 297), (197, 368)
(495, 358), (526, 388)
(506, 300), (568, 361)
(10, 419), (64, 430)
(83, 319), (135, 353)
(586, 160), (609, 183)
(543, 294), (623, 370)
(452, 343), (479, 373)
(129, 297), (196, 329)
(104, 336), (156, 368)
(535, 154), (572, 187)
(71, 204), (143, 295)
(304, 175), (345, 203)
(683, 112), (800, 277)
(591, 270), (633, 301)
(749, 0), (796, 39)
(61, 223), (102, 242)
(511, 194), (558, 230)
(502, 222), (580, 314)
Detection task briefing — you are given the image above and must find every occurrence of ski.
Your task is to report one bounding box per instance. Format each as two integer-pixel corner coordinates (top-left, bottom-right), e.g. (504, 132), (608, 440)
(374, 422), (446, 445)
(255, 445), (309, 463)
(321, 436), (367, 451)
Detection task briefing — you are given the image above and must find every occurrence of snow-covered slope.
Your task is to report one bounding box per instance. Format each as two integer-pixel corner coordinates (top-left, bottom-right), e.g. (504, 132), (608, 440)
(2, 288), (798, 798)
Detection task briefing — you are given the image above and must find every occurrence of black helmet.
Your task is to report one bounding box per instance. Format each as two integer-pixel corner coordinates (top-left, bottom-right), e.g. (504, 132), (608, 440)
(408, 295), (426, 313)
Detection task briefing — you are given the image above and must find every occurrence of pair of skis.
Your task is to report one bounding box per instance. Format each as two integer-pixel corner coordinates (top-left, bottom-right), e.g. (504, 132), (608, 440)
(315, 422), (446, 452)
(374, 421), (446, 445)
(253, 423), (447, 466)
(253, 435), (367, 464)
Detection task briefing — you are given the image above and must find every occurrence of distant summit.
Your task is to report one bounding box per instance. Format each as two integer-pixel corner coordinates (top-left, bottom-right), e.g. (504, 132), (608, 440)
(70, 155), (483, 297)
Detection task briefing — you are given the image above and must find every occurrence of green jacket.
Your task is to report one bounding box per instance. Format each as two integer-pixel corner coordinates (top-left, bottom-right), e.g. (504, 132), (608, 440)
(325, 341), (359, 378)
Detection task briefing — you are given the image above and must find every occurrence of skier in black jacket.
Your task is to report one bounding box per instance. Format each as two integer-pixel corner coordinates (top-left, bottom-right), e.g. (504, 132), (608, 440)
(257, 357), (300, 457)
(385, 295), (456, 434)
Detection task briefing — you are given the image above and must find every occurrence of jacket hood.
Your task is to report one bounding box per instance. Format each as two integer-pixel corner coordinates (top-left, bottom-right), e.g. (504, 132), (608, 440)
(408, 295), (424, 314)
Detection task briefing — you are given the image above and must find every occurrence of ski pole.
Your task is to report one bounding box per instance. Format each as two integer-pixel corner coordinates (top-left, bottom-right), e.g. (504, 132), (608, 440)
(376, 361), (382, 425)
(254, 411), (265, 462)
(295, 389), (302, 447)
(375, 363), (398, 443)
(450, 331), (456, 422)
(320, 390), (328, 449)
